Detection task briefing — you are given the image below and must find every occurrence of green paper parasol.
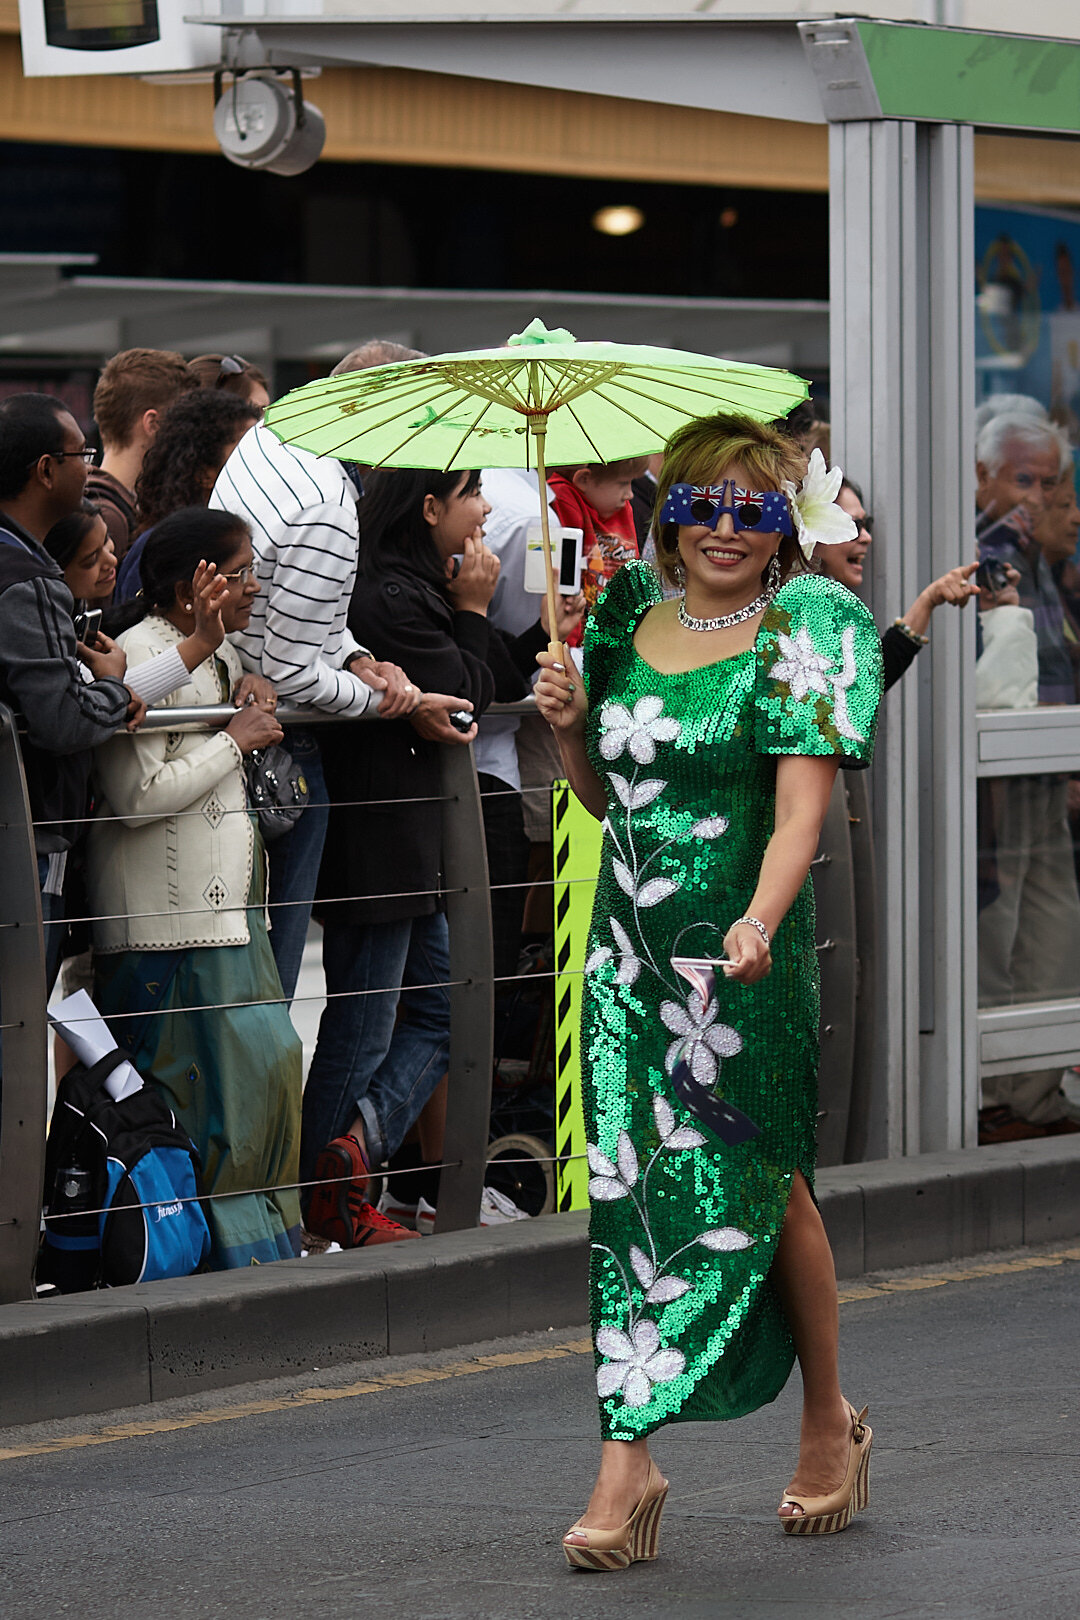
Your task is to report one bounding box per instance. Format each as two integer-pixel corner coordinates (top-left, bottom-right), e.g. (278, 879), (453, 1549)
(264, 318), (809, 652)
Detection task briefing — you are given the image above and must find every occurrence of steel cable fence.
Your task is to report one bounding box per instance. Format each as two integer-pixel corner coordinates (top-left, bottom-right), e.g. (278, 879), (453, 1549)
(0, 695), (579, 1300)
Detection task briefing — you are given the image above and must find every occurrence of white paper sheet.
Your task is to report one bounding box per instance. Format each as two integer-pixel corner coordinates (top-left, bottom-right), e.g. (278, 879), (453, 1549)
(47, 989), (144, 1101)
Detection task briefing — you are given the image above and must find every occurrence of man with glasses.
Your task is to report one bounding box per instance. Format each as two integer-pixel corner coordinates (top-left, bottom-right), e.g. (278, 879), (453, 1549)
(0, 394), (140, 999)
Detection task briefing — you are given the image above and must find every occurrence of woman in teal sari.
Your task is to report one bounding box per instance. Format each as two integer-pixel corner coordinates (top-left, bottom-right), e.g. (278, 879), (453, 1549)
(89, 508), (302, 1267)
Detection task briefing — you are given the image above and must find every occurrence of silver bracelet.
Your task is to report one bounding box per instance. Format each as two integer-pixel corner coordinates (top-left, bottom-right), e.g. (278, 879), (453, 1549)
(731, 914), (771, 949)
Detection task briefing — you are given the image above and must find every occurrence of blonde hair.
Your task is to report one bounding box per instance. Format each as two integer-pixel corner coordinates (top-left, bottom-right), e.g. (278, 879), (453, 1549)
(652, 413), (809, 588)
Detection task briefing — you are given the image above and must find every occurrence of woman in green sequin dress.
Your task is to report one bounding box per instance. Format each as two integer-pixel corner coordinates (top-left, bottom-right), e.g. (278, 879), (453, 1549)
(536, 414), (883, 1564)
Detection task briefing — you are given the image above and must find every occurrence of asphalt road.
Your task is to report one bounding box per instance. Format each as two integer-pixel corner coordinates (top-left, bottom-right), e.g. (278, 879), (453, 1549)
(0, 1244), (1078, 1620)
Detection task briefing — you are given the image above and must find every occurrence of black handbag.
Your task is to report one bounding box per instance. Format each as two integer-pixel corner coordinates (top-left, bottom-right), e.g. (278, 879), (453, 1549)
(245, 742), (310, 841)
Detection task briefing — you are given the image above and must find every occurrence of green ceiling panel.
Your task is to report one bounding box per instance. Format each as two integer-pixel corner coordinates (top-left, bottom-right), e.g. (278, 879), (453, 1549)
(857, 21), (1080, 135)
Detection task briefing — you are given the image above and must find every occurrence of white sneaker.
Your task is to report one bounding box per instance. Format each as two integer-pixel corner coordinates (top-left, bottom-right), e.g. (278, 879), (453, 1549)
(480, 1186), (530, 1225)
(377, 1188), (419, 1231)
(413, 1187), (530, 1234)
(415, 1195), (437, 1236)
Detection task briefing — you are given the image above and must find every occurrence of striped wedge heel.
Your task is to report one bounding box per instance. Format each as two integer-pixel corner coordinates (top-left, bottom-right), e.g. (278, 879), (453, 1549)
(563, 1460), (669, 1571)
(779, 1402), (872, 1537)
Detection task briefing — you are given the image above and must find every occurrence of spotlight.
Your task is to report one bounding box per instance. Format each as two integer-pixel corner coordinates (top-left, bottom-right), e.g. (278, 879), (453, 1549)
(213, 69), (325, 177)
(719, 207), (739, 229)
(592, 205), (645, 238)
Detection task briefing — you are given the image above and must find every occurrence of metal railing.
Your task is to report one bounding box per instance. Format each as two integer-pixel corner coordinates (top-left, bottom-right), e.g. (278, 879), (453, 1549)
(0, 693), (876, 1304)
(0, 696), (538, 1304)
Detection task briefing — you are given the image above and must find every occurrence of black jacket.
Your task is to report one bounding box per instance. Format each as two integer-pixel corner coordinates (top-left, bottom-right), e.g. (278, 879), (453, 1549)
(0, 519), (129, 854)
(318, 570), (545, 925)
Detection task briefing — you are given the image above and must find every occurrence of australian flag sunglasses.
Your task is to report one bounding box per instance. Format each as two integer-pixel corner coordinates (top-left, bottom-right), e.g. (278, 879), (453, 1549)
(660, 481), (792, 536)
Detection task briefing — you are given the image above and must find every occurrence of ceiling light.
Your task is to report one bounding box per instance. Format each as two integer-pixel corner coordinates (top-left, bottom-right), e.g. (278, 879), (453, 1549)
(592, 205), (645, 238)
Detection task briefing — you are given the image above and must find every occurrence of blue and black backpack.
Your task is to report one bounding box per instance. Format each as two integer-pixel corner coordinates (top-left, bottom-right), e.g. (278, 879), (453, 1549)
(40, 1049), (211, 1292)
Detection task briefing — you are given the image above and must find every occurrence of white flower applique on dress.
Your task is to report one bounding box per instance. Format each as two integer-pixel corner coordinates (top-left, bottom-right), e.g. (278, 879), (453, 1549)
(590, 1105), (756, 1414)
(660, 993), (743, 1088)
(768, 623), (864, 743)
(599, 695), (681, 764)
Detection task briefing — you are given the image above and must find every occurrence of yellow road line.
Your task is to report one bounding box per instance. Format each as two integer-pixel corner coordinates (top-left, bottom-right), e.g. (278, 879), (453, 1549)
(2, 1243), (1078, 1465)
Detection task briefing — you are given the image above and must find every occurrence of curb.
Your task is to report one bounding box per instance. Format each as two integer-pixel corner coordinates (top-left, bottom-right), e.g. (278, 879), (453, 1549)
(2, 1135), (1078, 1428)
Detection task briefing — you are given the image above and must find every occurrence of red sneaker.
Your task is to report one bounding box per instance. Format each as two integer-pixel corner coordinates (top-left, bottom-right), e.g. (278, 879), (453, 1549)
(347, 1200), (421, 1246)
(307, 1134), (370, 1247)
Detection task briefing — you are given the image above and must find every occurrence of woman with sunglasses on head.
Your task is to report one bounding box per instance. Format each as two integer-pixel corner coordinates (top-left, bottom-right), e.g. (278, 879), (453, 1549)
(115, 391), (262, 604)
(188, 353), (271, 415)
(816, 478), (979, 691)
(534, 414), (883, 1570)
(88, 507), (303, 1269)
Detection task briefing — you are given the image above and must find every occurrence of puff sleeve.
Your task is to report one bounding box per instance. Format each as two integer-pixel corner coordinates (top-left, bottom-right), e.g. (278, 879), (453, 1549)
(753, 573), (883, 771)
(583, 560), (661, 708)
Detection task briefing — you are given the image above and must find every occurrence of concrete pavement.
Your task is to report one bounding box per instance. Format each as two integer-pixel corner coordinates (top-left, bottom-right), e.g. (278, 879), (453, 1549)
(0, 1241), (1077, 1620)
(2, 1132), (1078, 1429)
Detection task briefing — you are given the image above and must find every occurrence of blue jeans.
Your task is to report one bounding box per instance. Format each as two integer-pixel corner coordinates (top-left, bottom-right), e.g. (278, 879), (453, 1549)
(267, 730), (329, 1003)
(300, 910), (450, 1181)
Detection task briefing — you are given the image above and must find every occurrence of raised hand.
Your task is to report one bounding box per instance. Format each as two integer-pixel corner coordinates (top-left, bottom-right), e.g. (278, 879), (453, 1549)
(446, 532), (500, 615)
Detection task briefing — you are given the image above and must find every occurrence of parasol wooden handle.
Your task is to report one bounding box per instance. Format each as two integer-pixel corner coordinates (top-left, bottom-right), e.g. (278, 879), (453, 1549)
(530, 416), (564, 667)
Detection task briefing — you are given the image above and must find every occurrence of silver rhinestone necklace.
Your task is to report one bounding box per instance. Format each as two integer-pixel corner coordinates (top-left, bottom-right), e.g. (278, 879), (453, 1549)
(677, 585), (776, 633)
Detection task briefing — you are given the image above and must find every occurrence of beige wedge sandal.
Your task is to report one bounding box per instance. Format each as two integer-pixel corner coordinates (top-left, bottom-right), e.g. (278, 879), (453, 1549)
(563, 1460), (670, 1571)
(779, 1401), (872, 1536)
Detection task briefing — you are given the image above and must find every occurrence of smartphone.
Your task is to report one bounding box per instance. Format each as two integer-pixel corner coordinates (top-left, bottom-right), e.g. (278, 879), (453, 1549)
(74, 608), (102, 646)
(524, 522), (584, 595)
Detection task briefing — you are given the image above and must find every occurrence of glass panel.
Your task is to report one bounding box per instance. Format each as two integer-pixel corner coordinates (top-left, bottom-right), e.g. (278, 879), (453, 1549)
(977, 770), (1080, 1123)
(978, 771), (1080, 1012)
(975, 199), (1080, 713)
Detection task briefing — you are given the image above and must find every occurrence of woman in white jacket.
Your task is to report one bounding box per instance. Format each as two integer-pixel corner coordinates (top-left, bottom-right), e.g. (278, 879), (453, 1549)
(89, 508), (303, 1267)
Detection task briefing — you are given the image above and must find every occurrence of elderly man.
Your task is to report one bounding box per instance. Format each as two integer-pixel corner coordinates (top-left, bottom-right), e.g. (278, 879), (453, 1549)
(976, 413), (1080, 1140)
(210, 341), (467, 1002)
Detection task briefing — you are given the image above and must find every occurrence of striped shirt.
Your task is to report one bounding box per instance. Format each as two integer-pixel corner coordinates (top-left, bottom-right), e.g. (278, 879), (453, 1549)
(210, 424), (375, 715)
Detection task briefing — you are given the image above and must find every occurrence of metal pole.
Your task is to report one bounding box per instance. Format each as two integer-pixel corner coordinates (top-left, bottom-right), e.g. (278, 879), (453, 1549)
(433, 741), (494, 1232)
(0, 704), (49, 1304)
(812, 772), (857, 1168)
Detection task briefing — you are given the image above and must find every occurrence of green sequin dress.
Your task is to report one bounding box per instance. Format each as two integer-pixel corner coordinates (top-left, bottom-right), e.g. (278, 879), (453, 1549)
(581, 562), (882, 1442)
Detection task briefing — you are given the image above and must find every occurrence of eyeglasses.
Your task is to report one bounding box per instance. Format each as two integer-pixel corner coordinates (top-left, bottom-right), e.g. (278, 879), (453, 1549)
(32, 447), (97, 467)
(660, 481), (793, 536)
(221, 564), (254, 584)
(857, 514), (874, 537)
(215, 355), (250, 386)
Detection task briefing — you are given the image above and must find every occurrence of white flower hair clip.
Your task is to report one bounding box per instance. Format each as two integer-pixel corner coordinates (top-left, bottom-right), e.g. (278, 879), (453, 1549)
(781, 448), (859, 559)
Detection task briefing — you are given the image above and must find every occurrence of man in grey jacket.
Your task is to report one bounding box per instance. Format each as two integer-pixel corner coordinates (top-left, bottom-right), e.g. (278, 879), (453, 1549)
(0, 393), (135, 991)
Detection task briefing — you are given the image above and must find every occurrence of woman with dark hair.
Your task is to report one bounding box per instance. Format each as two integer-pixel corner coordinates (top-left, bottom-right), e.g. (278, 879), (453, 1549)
(115, 391), (261, 601)
(302, 466), (581, 1246)
(535, 414), (883, 1568)
(46, 500), (231, 706)
(816, 477), (979, 691)
(188, 352), (271, 413)
(43, 500), (117, 605)
(88, 507), (303, 1269)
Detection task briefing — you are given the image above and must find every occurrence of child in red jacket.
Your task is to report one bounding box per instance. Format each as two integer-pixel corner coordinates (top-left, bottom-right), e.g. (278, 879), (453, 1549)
(548, 458), (647, 646)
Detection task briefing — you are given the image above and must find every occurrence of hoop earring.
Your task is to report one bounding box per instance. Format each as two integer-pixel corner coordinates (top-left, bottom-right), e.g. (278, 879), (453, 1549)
(766, 552), (782, 592)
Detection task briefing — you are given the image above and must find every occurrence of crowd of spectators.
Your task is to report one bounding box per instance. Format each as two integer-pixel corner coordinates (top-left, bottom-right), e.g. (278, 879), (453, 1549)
(1, 342), (1077, 1283)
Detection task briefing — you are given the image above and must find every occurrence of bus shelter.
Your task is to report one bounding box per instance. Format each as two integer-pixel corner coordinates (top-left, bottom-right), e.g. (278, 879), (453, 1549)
(23, 10), (1080, 1164)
